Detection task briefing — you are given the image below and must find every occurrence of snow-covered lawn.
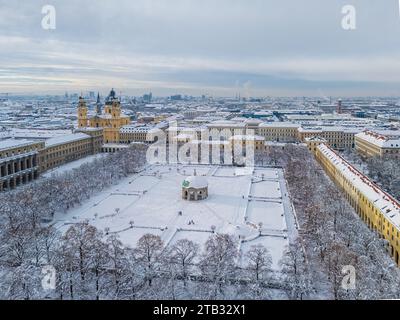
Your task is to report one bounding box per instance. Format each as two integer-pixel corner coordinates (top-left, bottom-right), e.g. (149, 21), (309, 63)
(54, 164), (295, 270)
(117, 227), (164, 246)
(250, 180), (281, 198)
(241, 236), (288, 270)
(254, 168), (279, 179)
(247, 201), (286, 230)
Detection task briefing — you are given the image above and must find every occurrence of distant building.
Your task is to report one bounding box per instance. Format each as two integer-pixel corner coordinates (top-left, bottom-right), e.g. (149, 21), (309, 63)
(0, 131), (103, 191)
(298, 127), (358, 150)
(120, 125), (158, 143)
(40, 133), (96, 171)
(170, 94), (182, 101)
(258, 122), (300, 143)
(143, 92), (152, 103)
(0, 139), (43, 191)
(355, 130), (400, 158)
(78, 89), (131, 143)
(336, 99), (343, 114)
(305, 136), (327, 153)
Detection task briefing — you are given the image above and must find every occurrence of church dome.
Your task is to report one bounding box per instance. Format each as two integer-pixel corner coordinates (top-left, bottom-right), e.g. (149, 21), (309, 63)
(106, 88), (117, 103)
(182, 176), (208, 189)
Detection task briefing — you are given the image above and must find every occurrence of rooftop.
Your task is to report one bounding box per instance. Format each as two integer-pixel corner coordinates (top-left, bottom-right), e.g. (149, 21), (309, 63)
(356, 130), (400, 148)
(259, 122), (300, 128)
(182, 175), (208, 189)
(45, 133), (90, 148)
(0, 138), (39, 151)
(317, 144), (400, 227)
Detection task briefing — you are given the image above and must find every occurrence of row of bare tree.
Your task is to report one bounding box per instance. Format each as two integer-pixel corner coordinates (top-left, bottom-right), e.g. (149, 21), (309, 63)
(256, 145), (400, 299)
(0, 144), (301, 299)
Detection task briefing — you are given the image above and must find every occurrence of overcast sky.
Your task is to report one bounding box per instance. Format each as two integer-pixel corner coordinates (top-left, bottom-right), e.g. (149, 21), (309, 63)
(1, 0), (400, 97)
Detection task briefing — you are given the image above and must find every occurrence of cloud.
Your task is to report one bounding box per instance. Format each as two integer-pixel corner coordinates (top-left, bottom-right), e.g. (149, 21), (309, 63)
(0, 0), (400, 96)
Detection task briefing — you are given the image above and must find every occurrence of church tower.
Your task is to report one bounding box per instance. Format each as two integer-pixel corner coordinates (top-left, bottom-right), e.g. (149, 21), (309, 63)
(96, 92), (102, 115)
(78, 96), (88, 128)
(111, 97), (121, 119)
(104, 88), (122, 143)
(80, 88), (131, 144)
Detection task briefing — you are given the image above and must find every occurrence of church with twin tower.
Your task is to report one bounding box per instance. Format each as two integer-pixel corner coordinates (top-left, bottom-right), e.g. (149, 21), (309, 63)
(78, 88), (131, 143)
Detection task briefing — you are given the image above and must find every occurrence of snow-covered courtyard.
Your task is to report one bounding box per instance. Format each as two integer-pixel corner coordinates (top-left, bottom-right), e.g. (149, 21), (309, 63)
(54, 164), (296, 270)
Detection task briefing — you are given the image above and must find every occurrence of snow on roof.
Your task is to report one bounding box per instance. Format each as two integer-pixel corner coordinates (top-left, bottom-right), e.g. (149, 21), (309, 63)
(229, 135), (265, 141)
(182, 175), (208, 189)
(0, 138), (38, 151)
(206, 120), (245, 128)
(259, 122), (300, 128)
(317, 144), (400, 228)
(78, 127), (102, 132)
(305, 136), (326, 142)
(355, 130), (400, 148)
(244, 118), (263, 125)
(45, 133), (90, 148)
(120, 125), (152, 133)
(9, 128), (73, 139)
(298, 126), (361, 133)
(102, 143), (129, 148)
(0, 131), (11, 139)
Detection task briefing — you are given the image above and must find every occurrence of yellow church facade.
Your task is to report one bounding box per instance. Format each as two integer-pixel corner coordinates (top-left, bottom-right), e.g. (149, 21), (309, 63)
(78, 89), (131, 143)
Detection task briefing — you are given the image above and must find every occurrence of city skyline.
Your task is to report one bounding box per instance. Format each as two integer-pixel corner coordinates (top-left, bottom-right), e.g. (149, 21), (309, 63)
(1, 0), (400, 97)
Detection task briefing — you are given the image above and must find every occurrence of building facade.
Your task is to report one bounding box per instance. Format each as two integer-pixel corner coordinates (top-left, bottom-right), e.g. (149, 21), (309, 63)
(182, 175), (208, 201)
(355, 130), (400, 158)
(0, 139), (43, 191)
(78, 89), (131, 143)
(298, 127), (358, 151)
(120, 125), (154, 144)
(314, 143), (400, 266)
(258, 122), (300, 142)
(40, 132), (99, 171)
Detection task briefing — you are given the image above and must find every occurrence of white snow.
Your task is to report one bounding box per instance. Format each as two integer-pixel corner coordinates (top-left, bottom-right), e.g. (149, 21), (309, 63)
(42, 154), (105, 177)
(355, 130), (400, 148)
(45, 133), (90, 148)
(250, 180), (281, 198)
(0, 138), (37, 151)
(182, 176), (208, 189)
(54, 164), (294, 269)
(318, 144), (400, 228)
(241, 236), (288, 269)
(247, 201), (286, 230)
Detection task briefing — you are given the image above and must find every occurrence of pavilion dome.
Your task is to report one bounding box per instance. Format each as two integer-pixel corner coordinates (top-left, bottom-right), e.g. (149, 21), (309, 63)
(182, 176), (208, 189)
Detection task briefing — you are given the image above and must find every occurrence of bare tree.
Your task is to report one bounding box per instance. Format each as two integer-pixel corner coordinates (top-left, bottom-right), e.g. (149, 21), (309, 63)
(243, 244), (273, 299)
(133, 234), (164, 287)
(168, 239), (199, 287)
(279, 242), (311, 300)
(199, 234), (238, 299)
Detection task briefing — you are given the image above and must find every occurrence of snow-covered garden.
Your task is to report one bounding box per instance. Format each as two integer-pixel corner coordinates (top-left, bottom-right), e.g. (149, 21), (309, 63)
(55, 164), (294, 270)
